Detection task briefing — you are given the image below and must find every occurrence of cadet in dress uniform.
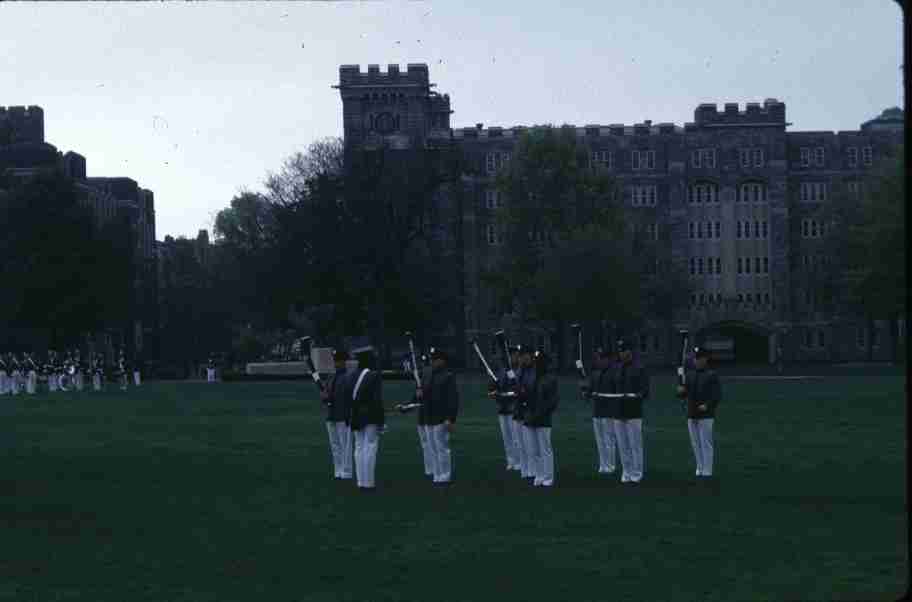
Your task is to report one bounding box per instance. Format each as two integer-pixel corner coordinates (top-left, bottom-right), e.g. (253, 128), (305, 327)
(322, 349), (354, 480)
(580, 347), (620, 475)
(10, 354), (22, 395)
(73, 350), (85, 392)
(93, 353), (104, 391)
(514, 345), (536, 481)
(413, 353), (436, 480)
(207, 357), (216, 382)
(610, 339), (650, 484)
(133, 354), (142, 386)
(349, 347), (384, 491)
(421, 348), (459, 485)
(526, 350), (559, 487)
(117, 351), (128, 390)
(678, 346), (722, 478)
(0, 353), (8, 395)
(24, 352), (38, 394)
(488, 345), (521, 471)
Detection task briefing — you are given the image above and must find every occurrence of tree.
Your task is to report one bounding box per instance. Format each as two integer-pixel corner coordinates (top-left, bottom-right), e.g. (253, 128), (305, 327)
(264, 137), (345, 207)
(0, 169), (133, 348)
(484, 125), (626, 366)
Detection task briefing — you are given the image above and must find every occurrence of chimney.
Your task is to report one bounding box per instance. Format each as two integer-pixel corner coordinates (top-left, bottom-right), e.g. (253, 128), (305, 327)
(476, 123), (484, 130)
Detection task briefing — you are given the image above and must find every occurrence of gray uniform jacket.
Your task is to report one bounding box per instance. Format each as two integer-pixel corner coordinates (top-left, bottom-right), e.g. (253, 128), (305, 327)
(684, 369), (722, 419)
(349, 369), (385, 430)
(326, 368), (353, 423)
(423, 367), (459, 426)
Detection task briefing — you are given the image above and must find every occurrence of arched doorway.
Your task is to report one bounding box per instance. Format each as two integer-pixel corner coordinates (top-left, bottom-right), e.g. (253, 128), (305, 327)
(698, 321), (771, 364)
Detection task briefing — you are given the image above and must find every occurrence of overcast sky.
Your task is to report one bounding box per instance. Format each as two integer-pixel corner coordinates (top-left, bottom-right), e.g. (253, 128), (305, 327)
(1, 1), (903, 240)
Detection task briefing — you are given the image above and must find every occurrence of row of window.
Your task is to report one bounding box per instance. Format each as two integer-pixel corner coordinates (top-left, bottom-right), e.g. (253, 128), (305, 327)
(801, 254), (833, 269)
(737, 257), (770, 274)
(687, 183), (768, 204)
(690, 292), (772, 306)
(485, 146), (875, 175)
(689, 221), (722, 239)
(690, 257), (722, 275)
(630, 185), (657, 206)
(799, 182), (828, 202)
(801, 219), (829, 238)
(739, 148), (765, 168)
(800, 146), (873, 168)
(736, 220), (769, 239)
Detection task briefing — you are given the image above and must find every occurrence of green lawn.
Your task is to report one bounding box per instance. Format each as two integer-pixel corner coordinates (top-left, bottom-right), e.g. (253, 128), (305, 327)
(2, 370), (906, 602)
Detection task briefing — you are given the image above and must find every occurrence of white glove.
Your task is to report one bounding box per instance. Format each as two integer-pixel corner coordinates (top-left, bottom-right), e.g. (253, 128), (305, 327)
(676, 367), (684, 378)
(575, 359), (584, 370)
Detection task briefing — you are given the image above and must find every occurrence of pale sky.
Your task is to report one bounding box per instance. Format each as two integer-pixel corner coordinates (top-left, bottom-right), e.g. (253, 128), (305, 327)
(1, 1), (903, 240)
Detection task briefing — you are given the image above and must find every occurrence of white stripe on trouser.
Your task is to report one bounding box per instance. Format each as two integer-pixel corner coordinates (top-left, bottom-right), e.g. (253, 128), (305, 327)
(417, 425), (435, 476)
(353, 425), (380, 488)
(512, 418), (528, 476)
(687, 418), (714, 476)
(592, 417), (617, 473)
(522, 425), (537, 480)
(27, 371), (37, 394)
(429, 423), (452, 482)
(326, 422), (343, 477)
(498, 414), (519, 469)
(534, 427), (554, 486)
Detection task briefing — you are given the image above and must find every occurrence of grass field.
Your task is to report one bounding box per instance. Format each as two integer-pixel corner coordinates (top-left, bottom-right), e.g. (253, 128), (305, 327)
(2, 369), (907, 602)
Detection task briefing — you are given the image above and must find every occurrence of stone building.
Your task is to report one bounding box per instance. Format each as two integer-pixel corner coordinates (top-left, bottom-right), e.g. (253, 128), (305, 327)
(0, 105), (158, 357)
(335, 64), (904, 366)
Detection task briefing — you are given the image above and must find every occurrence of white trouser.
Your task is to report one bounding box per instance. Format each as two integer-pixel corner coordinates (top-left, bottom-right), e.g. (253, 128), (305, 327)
(512, 417), (528, 476)
(49, 374), (58, 392)
(27, 371), (37, 394)
(75, 372), (84, 391)
(688, 418), (715, 476)
(498, 414), (519, 469)
(11, 372), (21, 394)
(417, 425), (435, 477)
(593, 417), (617, 473)
(522, 425), (537, 479)
(59, 374), (69, 391)
(326, 421), (353, 478)
(120, 374), (128, 389)
(532, 427), (554, 486)
(353, 425), (380, 488)
(133, 371), (141, 386)
(427, 423), (453, 483)
(0, 371), (6, 394)
(207, 368), (215, 382)
(613, 418), (644, 482)
(93, 374), (102, 391)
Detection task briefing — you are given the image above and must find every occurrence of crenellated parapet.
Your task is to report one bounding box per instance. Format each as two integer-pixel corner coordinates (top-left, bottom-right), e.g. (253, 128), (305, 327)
(0, 105), (45, 144)
(688, 98), (787, 130)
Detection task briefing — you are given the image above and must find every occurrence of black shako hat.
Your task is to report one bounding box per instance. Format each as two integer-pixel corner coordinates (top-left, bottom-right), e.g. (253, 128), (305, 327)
(518, 345), (533, 356)
(533, 349), (550, 366)
(429, 347), (448, 362)
(694, 346), (711, 359)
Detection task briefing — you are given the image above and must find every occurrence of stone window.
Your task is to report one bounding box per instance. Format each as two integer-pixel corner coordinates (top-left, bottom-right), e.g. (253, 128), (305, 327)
(691, 148), (716, 169)
(737, 257), (743, 274)
(698, 257), (704, 274)
(487, 224), (503, 245)
(740, 148), (750, 168)
(632, 149), (655, 170)
(752, 148), (764, 167)
(800, 182), (828, 202)
(590, 150), (612, 169)
(763, 257), (769, 273)
(485, 189), (501, 210)
(689, 222), (695, 239)
(862, 146), (873, 166)
(800, 147), (811, 167)
(814, 147), (825, 167)
(715, 221), (721, 238)
(762, 221), (768, 239)
(847, 147), (858, 168)
(739, 182), (766, 203)
(715, 257), (722, 274)
(690, 257), (696, 275)
(688, 182), (718, 204)
(631, 185), (657, 206)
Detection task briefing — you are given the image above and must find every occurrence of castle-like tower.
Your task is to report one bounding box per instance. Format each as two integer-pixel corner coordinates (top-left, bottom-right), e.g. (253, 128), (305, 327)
(0, 105), (45, 144)
(337, 64), (903, 366)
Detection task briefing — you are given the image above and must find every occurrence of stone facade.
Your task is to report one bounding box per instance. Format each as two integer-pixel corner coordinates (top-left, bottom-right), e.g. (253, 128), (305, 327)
(336, 64), (904, 366)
